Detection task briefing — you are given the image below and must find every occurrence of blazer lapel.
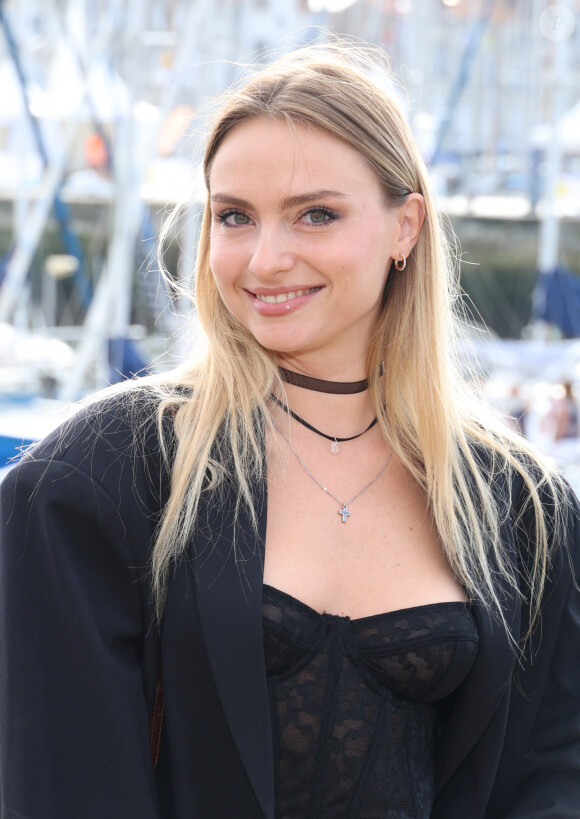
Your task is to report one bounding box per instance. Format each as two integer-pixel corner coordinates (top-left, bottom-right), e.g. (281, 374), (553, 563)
(192, 476), (274, 819)
(186, 444), (523, 812)
(434, 490), (521, 797)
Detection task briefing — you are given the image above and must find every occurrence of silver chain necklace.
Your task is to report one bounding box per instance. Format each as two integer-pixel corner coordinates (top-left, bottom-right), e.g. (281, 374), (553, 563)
(277, 427), (393, 523)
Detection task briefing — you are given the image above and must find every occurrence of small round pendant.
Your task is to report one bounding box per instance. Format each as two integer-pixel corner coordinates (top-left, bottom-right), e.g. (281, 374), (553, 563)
(330, 440), (340, 455)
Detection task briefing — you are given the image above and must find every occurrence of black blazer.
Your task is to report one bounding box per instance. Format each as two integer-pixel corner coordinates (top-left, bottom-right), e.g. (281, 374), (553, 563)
(1, 394), (579, 818)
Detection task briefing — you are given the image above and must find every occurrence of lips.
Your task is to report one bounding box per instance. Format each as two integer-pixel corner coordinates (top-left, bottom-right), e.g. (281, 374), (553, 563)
(248, 285), (323, 316)
(254, 287), (321, 304)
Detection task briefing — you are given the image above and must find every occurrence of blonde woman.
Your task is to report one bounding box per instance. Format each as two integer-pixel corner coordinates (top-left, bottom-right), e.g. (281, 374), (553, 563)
(1, 44), (579, 819)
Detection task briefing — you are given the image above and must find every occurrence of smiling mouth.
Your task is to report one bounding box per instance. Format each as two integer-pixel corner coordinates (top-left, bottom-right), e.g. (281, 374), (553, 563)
(253, 287), (321, 304)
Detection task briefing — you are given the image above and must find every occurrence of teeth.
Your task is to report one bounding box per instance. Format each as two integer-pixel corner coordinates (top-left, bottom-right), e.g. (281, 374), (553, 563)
(256, 288), (318, 304)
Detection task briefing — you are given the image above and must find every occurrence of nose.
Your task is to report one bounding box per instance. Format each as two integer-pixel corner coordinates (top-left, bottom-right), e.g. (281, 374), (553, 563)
(248, 223), (295, 280)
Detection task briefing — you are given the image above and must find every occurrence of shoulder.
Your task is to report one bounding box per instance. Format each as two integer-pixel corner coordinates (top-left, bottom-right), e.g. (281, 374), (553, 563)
(466, 432), (573, 515)
(2, 385), (175, 523)
(29, 386), (168, 463)
(503, 447), (580, 615)
(466, 433), (579, 569)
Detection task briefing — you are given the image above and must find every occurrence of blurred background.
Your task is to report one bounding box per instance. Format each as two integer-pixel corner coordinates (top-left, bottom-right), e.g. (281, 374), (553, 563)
(0, 0), (579, 484)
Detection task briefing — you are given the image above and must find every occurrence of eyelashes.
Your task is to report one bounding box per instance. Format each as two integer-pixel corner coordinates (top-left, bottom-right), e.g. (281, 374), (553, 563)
(214, 206), (340, 228)
(300, 206), (339, 225)
(216, 209), (251, 227)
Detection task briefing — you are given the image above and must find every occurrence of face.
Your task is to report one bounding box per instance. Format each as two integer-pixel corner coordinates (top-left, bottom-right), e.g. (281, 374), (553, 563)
(208, 117), (405, 373)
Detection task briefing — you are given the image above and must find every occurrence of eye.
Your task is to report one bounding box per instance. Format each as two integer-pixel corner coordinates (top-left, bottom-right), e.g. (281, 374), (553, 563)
(216, 209), (252, 227)
(300, 207), (339, 226)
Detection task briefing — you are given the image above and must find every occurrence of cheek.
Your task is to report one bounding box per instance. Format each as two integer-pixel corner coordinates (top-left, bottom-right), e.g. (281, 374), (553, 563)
(209, 235), (247, 284)
(364, 236), (392, 280)
(209, 247), (236, 296)
(210, 269), (243, 325)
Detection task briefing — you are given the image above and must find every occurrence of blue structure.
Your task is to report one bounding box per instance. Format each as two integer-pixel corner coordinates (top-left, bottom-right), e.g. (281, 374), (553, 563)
(532, 266), (580, 338)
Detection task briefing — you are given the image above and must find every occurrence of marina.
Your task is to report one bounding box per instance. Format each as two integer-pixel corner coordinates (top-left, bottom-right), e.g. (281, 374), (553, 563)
(0, 0), (579, 480)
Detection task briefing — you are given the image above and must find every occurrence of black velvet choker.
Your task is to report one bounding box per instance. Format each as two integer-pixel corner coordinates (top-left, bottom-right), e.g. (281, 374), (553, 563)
(278, 366), (370, 395)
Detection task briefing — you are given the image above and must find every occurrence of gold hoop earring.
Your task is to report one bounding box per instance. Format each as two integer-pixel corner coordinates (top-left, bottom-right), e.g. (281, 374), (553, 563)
(394, 254), (406, 272)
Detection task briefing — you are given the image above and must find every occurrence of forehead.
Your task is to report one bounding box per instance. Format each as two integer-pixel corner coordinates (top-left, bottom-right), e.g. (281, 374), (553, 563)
(208, 117), (381, 198)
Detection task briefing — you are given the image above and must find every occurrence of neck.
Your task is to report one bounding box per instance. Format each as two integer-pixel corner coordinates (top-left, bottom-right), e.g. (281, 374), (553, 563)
(276, 352), (373, 387)
(278, 366), (369, 395)
(273, 378), (380, 442)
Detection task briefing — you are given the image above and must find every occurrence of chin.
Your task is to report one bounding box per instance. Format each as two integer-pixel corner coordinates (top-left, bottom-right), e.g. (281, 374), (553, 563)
(255, 338), (308, 356)
(246, 326), (311, 356)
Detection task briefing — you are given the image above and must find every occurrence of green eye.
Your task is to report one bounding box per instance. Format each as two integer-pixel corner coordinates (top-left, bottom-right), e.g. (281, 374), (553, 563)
(303, 207), (338, 225)
(218, 209), (251, 226)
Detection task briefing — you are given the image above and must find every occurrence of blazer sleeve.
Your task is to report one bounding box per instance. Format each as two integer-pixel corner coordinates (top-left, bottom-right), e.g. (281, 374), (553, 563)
(503, 485), (580, 817)
(0, 442), (162, 818)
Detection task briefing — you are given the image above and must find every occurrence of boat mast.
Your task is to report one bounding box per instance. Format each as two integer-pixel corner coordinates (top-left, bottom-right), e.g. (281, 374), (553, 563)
(536, 1), (572, 277)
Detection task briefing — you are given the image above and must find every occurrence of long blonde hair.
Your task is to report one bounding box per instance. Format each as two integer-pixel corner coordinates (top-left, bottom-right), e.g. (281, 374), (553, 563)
(152, 41), (565, 639)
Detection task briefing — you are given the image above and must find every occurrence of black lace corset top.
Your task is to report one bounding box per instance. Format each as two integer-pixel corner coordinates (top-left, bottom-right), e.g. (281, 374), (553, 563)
(262, 585), (479, 819)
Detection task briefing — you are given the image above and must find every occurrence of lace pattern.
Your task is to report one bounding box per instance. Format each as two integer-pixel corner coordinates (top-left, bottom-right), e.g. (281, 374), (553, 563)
(263, 586), (478, 819)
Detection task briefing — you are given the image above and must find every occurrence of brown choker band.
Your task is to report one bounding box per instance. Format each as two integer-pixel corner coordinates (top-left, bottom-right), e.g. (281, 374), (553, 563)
(278, 366), (370, 394)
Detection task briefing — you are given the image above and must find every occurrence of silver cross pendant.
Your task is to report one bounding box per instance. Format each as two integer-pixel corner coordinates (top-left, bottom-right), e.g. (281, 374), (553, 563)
(338, 504), (351, 523)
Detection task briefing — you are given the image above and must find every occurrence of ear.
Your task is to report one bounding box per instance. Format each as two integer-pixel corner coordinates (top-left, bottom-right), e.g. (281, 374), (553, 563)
(392, 193), (425, 258)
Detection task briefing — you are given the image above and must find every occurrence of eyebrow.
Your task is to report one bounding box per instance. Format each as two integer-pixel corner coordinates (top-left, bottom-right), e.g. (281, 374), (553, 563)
(210, 189), (347, 210)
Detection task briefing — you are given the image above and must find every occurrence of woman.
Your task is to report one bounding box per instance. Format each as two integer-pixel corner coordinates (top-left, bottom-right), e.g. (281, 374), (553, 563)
(554, 381), (579, 442)
(1, 43), (579, 819)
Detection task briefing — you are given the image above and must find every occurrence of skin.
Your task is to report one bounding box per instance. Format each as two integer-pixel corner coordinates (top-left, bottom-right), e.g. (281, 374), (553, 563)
(209, 117), (423, 380)
(208, 117), (465, 618)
